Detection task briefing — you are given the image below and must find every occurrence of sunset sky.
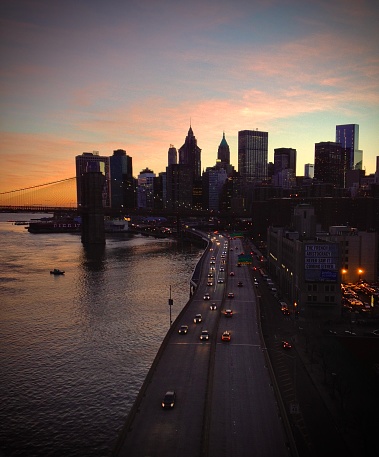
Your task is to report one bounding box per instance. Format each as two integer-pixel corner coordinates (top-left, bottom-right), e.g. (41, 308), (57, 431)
(1, 0), (378, 193)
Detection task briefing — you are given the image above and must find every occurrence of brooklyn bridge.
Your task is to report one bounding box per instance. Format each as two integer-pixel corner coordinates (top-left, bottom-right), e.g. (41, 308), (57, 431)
(0, 177), (78, 212)
(0, 177), (249, 221)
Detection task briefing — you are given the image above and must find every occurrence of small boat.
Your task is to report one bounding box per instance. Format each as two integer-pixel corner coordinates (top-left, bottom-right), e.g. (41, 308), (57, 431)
(50, 269), (65, 275)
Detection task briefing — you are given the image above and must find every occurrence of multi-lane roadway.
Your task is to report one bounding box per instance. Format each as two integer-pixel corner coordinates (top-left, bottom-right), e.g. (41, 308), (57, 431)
(113, 233), (294, 457)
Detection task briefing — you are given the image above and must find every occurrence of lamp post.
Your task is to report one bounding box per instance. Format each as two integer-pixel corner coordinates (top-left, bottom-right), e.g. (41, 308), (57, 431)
(168, 285), (173, 327)
(341, 268), (347, 284)
(358, 268), (363, 283)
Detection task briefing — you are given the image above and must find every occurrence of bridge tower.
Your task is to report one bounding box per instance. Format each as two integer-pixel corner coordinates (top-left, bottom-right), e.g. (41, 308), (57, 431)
(80, 171), (105, 245)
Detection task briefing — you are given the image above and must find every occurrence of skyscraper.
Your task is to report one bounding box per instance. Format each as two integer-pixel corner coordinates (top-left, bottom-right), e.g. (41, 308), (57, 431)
(217, 132), (230, 165)
(238, 130), (268, 186)
(273, 148), (297, 176)
(109, 149), (134, 210)
(314, 142), (350, 188)
(167, 145), (177, 166)
(336, 124), (362, 170)
(137, 168), (155, 209)
(165, 163), (193, 210)
(75, 151), (110, 207)
(202, 167), (228, 211)
(304, 164), (314, 179)
(178, 125), (201, 180)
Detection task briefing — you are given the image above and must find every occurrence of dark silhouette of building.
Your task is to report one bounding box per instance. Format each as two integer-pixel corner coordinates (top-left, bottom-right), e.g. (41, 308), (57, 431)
(165, 163), (193, 210)
(219, 170), (244, 212)
(217, 132), (230, 165)
(314, 142), (350, 188)
(80, 171), (105, 245)
(110, 149), (134, 211)
(178, 125), (201, 180)
(167, 145), (177, 166)
(273, 147), (297, 175)
(75, 152), (110, 208)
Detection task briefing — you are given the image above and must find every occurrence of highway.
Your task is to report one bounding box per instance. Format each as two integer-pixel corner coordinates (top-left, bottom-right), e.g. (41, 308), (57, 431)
(113, 233), (294, 457)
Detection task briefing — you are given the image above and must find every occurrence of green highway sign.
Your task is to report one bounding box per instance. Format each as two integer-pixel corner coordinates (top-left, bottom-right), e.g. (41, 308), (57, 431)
(237, 254), (253, 264)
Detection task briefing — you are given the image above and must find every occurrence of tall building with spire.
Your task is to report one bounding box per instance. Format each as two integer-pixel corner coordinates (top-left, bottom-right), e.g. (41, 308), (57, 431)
(217, 132), (230, 165)
(178, 125), (201, 179)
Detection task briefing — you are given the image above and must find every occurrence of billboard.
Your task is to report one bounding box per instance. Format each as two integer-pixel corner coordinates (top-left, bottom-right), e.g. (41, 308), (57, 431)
(304, 243), (339, 282)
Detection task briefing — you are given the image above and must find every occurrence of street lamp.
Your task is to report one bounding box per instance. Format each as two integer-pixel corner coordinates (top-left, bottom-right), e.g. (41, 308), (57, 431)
(341, 268), (347, 284)
(358, 268), (363, 282)
(168, 285), (173, 327)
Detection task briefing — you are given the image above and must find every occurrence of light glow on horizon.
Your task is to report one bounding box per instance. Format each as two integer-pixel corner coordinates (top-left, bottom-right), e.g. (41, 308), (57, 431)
(1, 0), (378, 192)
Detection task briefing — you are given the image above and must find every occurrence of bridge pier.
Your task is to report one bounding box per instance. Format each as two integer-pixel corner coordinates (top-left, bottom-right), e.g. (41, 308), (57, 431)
(80, 171), (105, 245)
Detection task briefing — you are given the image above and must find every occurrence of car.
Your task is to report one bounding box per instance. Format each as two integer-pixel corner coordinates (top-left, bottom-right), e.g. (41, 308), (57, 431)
(162, 390), (176, 409)
(217, 278), (224, 283)
(282, 340), (292, 349)
(210, 303), (217, 310)
(203, 293), (210, 300)
(207, 281), (213, 286)
(224, 309), (233, 318)
(254, 280), (259, 286)
(282, 308), (290, 316)
(238, 281), (243, 287)
(178, 325), (188, 334)
(220, 267), (225, 272)
(280, 301), (288, 311)
(227, 292), (234, 298)
(229, 271), (234, 276)
(207, 273), (213, 278)
(200, 330), (210, 341)
(221, 331), (231, 342)
(194, 314), (202, 323)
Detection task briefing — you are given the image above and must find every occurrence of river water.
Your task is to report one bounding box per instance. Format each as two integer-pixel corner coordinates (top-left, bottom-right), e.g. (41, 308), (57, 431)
(0, 213), (204, 457)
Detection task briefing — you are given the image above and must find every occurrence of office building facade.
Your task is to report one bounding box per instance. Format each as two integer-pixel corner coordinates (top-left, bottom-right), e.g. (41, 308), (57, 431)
(336, 124), (362, 170)
(165, 163), (193, 211)
(273, 148), (296, 176)
(304, 164), (314, 179)
(137, 168), (156, 209)
(314, 142), (350, 188)
(238, 130), (268, 186)
(267, 204), (341, 319)
(168, 145), (177, 166)
(109, 149), (134, 210)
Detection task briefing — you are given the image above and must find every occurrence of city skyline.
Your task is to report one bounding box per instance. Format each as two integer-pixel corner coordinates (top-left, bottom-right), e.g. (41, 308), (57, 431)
(1, 0), (379, 193)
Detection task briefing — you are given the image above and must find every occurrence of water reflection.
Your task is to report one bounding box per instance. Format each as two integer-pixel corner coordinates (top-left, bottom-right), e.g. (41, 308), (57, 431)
(81, 243), (106, 272)
(0, 215), (204, 457)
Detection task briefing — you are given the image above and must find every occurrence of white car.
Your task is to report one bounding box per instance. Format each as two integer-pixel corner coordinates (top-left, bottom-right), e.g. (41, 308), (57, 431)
(194, 314), (202, 323)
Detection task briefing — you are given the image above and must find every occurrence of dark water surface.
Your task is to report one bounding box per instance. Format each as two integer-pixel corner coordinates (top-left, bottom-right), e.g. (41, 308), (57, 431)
(0, 213), (203, 457)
